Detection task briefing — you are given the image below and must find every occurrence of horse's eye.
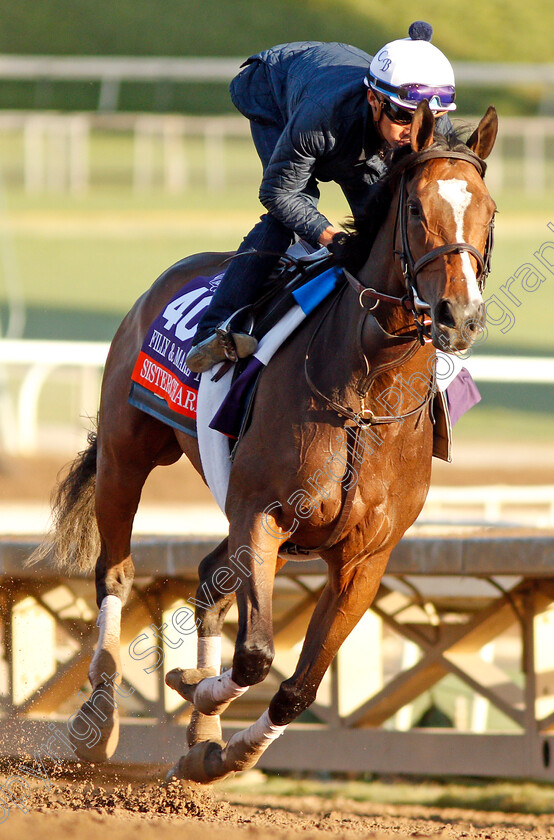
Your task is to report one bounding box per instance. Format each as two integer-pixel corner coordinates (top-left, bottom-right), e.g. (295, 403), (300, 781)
(408, 202), (421, 217)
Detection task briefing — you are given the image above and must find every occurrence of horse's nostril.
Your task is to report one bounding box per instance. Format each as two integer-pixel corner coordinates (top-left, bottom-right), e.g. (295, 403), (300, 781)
(436, 300), (456, 328)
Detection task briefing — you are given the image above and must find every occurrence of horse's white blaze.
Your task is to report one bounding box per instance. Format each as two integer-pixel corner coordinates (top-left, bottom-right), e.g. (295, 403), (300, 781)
(437, 179), (482, 305)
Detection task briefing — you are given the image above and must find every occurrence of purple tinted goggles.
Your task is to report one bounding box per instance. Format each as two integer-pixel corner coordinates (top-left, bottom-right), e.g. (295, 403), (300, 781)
(367, 73), (456, 109)
(400, 83), (456, 107)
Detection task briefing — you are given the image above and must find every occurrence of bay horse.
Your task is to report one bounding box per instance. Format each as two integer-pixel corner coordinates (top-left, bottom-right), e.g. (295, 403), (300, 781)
(33, 102), (497, 783)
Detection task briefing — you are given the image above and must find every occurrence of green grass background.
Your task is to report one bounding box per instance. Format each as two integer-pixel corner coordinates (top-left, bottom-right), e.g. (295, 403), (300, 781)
(219, 772), (554, 814)
(0, 0), (552, 115)
(2, 0), (552, 60)
(0, 129), (552, 442)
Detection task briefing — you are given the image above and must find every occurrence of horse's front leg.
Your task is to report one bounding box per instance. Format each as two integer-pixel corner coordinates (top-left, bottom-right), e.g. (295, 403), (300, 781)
(268, 549), (390, 725)
(183, 546), (390, 782)
(170, 513), (282, 782)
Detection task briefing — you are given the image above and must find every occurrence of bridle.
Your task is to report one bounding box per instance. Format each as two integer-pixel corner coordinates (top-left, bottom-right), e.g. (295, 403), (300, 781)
(305, 144), (496, 428)
(345, 146), (495, 344)
(395, 147), (494, 340)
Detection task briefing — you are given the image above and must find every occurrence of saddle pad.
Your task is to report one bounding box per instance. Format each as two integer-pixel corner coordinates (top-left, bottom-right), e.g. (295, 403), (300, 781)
(129, 273), (223, 437)
(199, 267), (344, 512)
(197, 305), (314, 512)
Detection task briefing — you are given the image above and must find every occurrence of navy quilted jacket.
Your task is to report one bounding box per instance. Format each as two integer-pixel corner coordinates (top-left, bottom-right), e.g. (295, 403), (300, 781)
(230, 41), (452, 246)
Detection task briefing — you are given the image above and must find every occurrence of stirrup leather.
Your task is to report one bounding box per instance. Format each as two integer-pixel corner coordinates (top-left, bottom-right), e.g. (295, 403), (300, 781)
(215, 319), (239, 362)
(215, 312), (257, 361)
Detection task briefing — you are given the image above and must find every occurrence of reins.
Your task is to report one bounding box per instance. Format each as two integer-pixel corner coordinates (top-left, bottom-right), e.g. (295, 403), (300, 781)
(303, 283), (434, 429)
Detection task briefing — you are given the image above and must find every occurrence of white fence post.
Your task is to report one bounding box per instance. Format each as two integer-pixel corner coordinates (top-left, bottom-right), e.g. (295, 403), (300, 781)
(46, 117), (68, 192)
(0, 340), (109, 456)
(163, 117), (188, 193)
(0, 368), (18, 454)
(17, 363), (56, 455)
(23, 116), (45, 193)
(23, 115), (90, 194)
(134, 116), (155, 191)
(485, 134), (503, 194)
(11, 113), (554, 195)
(68, 115), (89, 193)
(205, 121), (225, 191)
(524, 122), (545, 194)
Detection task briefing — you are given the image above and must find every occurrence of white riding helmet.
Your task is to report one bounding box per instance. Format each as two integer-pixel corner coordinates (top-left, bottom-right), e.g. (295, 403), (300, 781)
(366, 21), (456, 113)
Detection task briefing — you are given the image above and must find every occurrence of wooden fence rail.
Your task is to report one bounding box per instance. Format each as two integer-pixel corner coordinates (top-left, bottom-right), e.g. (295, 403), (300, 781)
(1, 529), (554, 779)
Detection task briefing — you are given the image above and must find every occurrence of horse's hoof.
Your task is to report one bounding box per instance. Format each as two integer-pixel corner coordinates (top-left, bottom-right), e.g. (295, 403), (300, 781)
(166, 739), (229, 784)
(165, 667), (217, 704)
(187, 709), (222, 747)
(67, 682), (119, 762)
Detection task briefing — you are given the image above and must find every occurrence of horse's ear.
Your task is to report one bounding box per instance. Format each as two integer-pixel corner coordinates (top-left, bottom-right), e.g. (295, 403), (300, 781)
(467, 106), (498, 159)
(410, 100), (435, 151)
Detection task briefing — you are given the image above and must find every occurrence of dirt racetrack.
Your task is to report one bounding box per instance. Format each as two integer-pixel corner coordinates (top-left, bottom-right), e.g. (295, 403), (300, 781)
(2, 769), (554, 840)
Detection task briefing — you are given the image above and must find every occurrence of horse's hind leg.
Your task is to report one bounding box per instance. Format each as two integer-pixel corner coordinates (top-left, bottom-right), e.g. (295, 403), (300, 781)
(165, 538), (242, 781)
(70, 410), (182, 762)
(166, 538), (235, 747)
(166, 523), (292, 782)
(167, 511), (288, 782)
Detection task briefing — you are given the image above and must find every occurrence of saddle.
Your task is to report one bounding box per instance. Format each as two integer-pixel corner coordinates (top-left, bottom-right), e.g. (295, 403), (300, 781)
(211, 243), (338, 453)
(128, 243), (337, 440)
(231, 243), (334, 345)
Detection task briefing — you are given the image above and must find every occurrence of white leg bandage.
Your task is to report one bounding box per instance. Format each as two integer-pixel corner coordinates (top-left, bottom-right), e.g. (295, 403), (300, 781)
(89, 595), (122, 686)
(194, 668), (249, 708)
(242, 709), (287, 747)
(225, 709), (287, 757)
(197, 636), (222, 672)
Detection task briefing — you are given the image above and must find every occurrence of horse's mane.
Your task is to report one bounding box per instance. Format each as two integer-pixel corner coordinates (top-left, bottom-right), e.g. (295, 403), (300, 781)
(334, 128), (475, 273)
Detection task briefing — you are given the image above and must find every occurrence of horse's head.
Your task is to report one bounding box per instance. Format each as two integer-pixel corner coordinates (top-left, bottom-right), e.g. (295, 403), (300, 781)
(398, 103), (498, 352)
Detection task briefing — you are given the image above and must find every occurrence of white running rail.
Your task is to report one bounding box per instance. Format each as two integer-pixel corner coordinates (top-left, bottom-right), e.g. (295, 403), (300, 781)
(0, 339), (109, 454)
(0, 341), (552, 456)
(423, 485), (554, 527)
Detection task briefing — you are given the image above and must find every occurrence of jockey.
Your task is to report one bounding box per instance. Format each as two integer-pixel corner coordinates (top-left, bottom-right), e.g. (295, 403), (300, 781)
(186, 21), (457, 373)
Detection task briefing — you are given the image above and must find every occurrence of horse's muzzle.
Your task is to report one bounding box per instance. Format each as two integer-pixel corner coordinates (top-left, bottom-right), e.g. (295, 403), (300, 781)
(432, 299), (486, 352)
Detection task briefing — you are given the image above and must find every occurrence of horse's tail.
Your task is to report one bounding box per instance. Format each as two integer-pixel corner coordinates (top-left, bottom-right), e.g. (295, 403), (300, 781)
(27, 430), (100, 574)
